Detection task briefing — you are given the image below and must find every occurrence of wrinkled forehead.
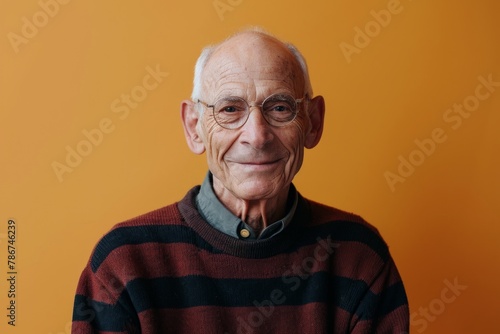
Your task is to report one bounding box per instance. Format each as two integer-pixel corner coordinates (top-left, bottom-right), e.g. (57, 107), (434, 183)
(201, 33), (305, 99)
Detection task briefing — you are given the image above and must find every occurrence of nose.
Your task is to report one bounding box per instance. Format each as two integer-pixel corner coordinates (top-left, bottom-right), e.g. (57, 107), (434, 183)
(239, 106), (274, 149)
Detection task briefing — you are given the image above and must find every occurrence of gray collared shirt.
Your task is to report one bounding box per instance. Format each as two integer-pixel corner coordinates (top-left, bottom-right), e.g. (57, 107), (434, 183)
(195, 172), (298, 240)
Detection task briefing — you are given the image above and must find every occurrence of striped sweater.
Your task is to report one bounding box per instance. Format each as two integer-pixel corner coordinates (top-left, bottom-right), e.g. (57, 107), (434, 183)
(72, 186), (409, 333)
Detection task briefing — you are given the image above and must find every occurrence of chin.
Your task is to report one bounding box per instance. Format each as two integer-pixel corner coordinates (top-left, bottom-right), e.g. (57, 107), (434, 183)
(232, 179), (286, 201)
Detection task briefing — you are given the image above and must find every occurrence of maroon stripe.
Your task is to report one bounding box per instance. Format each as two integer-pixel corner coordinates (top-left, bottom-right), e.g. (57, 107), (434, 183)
(137, 303), (345, 333)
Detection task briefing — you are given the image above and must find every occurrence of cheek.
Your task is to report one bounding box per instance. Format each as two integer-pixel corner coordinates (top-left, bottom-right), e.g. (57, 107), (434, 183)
(200, 119), (236, 166)
(279, 130), (304, 167)
(294, 112), (311, 135)
(198, 116), (219, 149)
(282, 120), (309, 167)
(287, 119), (308, 152)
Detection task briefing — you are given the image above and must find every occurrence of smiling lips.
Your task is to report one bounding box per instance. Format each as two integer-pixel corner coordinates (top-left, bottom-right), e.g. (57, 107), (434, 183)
(241, 160), (279, 165)
(231, 158), (283, 170)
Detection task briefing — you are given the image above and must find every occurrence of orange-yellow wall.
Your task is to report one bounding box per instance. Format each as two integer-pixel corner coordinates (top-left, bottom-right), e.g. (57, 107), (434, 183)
(1, 1), (499, 333)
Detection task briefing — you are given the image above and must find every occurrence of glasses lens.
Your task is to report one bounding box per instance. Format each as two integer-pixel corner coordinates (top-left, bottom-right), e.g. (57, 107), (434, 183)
(213, 97), (248, 129)
(262, 95), (298, 125)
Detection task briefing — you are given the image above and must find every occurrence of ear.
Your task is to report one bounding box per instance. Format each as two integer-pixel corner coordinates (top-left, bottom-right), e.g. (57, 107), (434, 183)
(181, 100), (205, 154)
(304, 95), (325, 149)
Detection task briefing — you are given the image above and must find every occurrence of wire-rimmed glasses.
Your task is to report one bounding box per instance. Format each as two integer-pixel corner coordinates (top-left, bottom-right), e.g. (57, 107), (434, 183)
(197, 94), (307, 130)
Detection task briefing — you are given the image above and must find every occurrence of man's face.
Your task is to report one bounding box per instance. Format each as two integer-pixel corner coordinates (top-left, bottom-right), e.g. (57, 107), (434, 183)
(195, 34), (316, 201)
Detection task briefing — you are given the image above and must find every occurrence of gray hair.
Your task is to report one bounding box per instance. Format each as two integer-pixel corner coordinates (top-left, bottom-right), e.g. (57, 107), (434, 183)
(190, 29), (314, 104)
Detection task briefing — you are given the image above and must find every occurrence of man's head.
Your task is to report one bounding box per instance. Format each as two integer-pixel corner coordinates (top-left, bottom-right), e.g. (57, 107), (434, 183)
(181, 29), (325, 203)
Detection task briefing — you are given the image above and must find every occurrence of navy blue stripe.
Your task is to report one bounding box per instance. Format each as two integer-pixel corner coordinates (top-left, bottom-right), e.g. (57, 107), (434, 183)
(91, 220), (388, 273)
(330, 276), (373, 319)
(347, 281), (408, 321)
(73, 294), (139, 332)
(375, 281), (408, 317)
(124, 273), (377, 317)
(91, 225), (222, 272)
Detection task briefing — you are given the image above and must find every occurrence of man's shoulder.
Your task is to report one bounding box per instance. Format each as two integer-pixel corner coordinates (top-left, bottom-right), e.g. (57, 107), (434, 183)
(111, 202), (182, 229)
(301, 198), (390, 261)
(88, 201), (187, 273)
(305, 198), (377, 233)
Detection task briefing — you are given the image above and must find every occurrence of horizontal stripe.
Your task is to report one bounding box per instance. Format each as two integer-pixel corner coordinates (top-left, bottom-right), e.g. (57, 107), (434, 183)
(73, 294), (139, 331)
(375, 281), (408, 317)
(127, 273), (326, 311)
(89, 240), (383, 288)
(349, 281), (408, 321)
(136, 303), (332, 333)
(91, 224), (222, 272)
(91, 219), (388, 274)
(126, 274), (382, 316)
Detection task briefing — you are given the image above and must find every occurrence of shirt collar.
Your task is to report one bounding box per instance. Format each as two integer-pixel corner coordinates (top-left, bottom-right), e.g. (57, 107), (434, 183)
(195, 172), (298, 240)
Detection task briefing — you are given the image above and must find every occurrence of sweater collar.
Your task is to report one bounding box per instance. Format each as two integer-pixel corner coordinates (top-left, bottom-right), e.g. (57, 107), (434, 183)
(177, 185), (310, 258)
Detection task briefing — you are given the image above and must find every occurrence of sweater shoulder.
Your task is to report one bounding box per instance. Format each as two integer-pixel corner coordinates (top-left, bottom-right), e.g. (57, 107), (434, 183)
(302, 198), (389, 261)
(306, 199), (379, 232)
(112, 202), (182, 229)
(88, 202), (186, 273)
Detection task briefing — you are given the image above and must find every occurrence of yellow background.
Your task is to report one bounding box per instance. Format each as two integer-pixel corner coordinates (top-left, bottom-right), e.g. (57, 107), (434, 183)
(1, 0), (499, 333)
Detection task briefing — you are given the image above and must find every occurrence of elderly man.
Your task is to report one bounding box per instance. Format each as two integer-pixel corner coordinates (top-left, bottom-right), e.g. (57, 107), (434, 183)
(72, 29), (409, 333)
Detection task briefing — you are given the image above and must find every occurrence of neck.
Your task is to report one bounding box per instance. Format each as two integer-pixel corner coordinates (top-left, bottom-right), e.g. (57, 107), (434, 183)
(213, 180), (290, 234)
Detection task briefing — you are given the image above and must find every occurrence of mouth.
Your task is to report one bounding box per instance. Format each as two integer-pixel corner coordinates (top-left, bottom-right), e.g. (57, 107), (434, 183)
(238, 158), (282, 165)
(233, 158), (283, 171)
(234, 157), (283, 166)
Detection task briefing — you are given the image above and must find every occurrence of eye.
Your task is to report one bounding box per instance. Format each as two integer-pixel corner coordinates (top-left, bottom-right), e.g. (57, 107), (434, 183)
(222, 106), (238, 113)
(263, 95), (296, 113)
(271, 104), (290, 112)
(215, 97), (247, 114)
(264, 101), (294, 113)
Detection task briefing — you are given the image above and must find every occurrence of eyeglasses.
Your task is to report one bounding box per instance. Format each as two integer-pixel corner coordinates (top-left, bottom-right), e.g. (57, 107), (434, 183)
(196, 94), (308, 130)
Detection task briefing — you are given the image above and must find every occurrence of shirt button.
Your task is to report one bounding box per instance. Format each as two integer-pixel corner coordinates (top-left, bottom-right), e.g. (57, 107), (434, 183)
(239, 229), (250, 238)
